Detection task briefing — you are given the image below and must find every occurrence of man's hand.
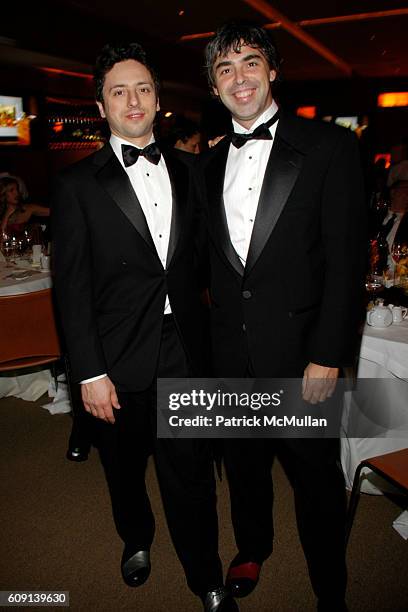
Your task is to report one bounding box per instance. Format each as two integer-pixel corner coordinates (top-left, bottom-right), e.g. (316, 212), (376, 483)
(81, 377), (120, 424)
(302, 362), (339, 404)
(208, 135), (225, 148)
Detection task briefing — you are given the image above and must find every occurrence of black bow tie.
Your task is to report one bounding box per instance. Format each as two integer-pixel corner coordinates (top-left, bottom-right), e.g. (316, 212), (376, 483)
(121, 142), (161, 167)
(230, 111), (280, 149)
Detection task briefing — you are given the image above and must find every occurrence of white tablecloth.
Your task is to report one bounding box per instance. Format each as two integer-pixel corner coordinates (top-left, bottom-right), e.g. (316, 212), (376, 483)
(0, 369), (51, 401)
(361, 320), (408, 379)
(0, 263), (52, 296)
(341, 320), (408, 494)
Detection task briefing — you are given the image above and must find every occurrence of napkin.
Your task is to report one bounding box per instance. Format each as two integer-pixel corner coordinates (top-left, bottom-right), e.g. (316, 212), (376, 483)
(392, 509), (408, 540)
(6, 270), (41, 280)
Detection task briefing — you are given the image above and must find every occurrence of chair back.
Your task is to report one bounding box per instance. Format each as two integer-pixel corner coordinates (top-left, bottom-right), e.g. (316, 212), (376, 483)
(366, 448), (408, 491)
(0, 289), (61, 370)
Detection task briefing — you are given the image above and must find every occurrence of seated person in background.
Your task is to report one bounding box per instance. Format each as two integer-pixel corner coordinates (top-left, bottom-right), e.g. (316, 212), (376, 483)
(0, 172), (29, 201)
(170, 116), (201, 154)
(0, 176), (49, 235)
(377, 160), (408, 276)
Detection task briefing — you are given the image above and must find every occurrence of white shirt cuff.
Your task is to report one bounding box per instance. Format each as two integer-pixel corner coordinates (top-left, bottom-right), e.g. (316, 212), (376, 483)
(80, 374), (108, 384)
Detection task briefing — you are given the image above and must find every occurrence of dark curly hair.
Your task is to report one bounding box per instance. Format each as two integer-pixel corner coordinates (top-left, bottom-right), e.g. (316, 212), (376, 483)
(169, 116), (200, 146)
(94, 42), (160, 102)
(204, 22), (281, 89)
(0, 176), (20, 217)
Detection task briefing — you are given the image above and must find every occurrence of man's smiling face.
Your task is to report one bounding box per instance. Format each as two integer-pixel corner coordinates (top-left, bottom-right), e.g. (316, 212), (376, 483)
(212, 43), (276, 130)
(97, 59), (159, 147)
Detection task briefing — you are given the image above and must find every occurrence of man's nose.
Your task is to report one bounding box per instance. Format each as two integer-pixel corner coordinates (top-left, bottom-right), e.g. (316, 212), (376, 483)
(234, 65), (246, 85)
(128, 91), (140, 106)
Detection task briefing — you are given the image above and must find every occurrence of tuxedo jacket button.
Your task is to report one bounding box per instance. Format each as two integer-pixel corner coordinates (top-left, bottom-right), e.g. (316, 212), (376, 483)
(242, 323), (246, 332)
(242, 290), (252, 299)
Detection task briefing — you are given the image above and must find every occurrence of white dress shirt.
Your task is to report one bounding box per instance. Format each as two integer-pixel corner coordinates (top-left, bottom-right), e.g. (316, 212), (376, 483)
(224, 100), (279, 266)
(81, 134), (173, 384)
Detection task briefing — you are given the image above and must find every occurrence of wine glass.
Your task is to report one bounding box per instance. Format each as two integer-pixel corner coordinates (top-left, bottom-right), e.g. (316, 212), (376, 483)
(392, 242), (408, 286)
(391, 242), (406, 285)
(365, 272), (384, 297)
(1, 232), (16, 267)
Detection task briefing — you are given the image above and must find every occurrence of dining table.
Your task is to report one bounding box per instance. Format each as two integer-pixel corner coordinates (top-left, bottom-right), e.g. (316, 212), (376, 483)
(341, 317), (408, 495)
(0, 259), (52, 296)
(0, 259), (54, 403)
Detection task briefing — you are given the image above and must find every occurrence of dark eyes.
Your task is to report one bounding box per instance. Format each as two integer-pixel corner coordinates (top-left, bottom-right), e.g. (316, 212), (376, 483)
(219, 61), (258, 76)
(112, 87), (152, 96)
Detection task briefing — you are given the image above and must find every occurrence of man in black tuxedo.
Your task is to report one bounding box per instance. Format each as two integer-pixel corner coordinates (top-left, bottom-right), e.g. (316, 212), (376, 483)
(52, 42), (237, 612)
(199, 23), (366, 611)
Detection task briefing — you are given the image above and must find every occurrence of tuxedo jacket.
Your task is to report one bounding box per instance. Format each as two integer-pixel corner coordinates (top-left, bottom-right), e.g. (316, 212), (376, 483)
(198, 112), (367, 377)
(51, 144), (205, 390)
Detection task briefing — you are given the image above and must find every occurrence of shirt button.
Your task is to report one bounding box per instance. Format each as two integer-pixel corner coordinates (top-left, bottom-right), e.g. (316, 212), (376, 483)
(248, 187), (252, 191)
(159, 234), (162, 238)
(249, 219), (254, 223)
(146, 172), (150, 176)
(242, 290), (252, 299)
(242, 323), (246, 332)
(154, 203), (158, 207)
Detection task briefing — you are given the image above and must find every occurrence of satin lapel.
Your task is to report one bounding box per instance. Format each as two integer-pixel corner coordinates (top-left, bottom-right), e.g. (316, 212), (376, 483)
(95, 146), (155, 253)
(205, 140), (244, 276)
(245, 133), (304, 275)
(163, 152), (187, 268)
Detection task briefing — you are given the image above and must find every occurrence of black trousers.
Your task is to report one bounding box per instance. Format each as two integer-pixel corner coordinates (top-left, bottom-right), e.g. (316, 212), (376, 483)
(223, 436), (347, 602)
(97, 315), (222, 596)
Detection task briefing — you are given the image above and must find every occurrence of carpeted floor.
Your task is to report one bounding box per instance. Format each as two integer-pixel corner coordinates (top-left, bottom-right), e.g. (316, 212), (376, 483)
(0, 395), (407, 612)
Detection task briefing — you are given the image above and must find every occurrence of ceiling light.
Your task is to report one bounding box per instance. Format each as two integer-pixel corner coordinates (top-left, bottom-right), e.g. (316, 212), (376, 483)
(296, 106), (316, 119)
(378, 92), (408, 107)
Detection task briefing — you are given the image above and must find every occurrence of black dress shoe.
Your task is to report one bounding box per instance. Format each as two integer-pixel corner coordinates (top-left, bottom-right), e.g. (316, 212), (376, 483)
(226, 558), (262, 598)
(202, 587), (239, 611)
(121, 549), (150, 588)
(66, 445), (90, 462)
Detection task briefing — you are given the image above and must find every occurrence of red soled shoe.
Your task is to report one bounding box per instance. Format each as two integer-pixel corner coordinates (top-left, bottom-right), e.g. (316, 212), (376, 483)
(226, 559), (262, 598)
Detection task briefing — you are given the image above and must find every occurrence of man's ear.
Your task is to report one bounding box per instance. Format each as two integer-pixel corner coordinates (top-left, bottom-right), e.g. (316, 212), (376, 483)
(269, 70), (277, 83)
(96, 101), (106, 119)
(213, 86), (219, 97)
(156, 97), (160, 112)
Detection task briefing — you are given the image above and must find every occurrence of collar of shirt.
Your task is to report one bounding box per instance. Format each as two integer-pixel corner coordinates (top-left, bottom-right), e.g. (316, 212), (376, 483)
(110, 133), (156, 168)
(231, 99), (279, 136)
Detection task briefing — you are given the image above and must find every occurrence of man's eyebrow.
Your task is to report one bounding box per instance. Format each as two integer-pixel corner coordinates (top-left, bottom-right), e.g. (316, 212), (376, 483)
(109, 81), (153, 91)
(215, 52), (263, 72)
(214, 59), (232, 72)
(241, 53), (263, 62)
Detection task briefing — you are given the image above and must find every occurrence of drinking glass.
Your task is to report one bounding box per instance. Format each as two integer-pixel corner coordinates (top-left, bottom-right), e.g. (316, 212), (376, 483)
(392, 242), (408, 285)
(1, 232), (16, 267)
(365, 272), (384, 297)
